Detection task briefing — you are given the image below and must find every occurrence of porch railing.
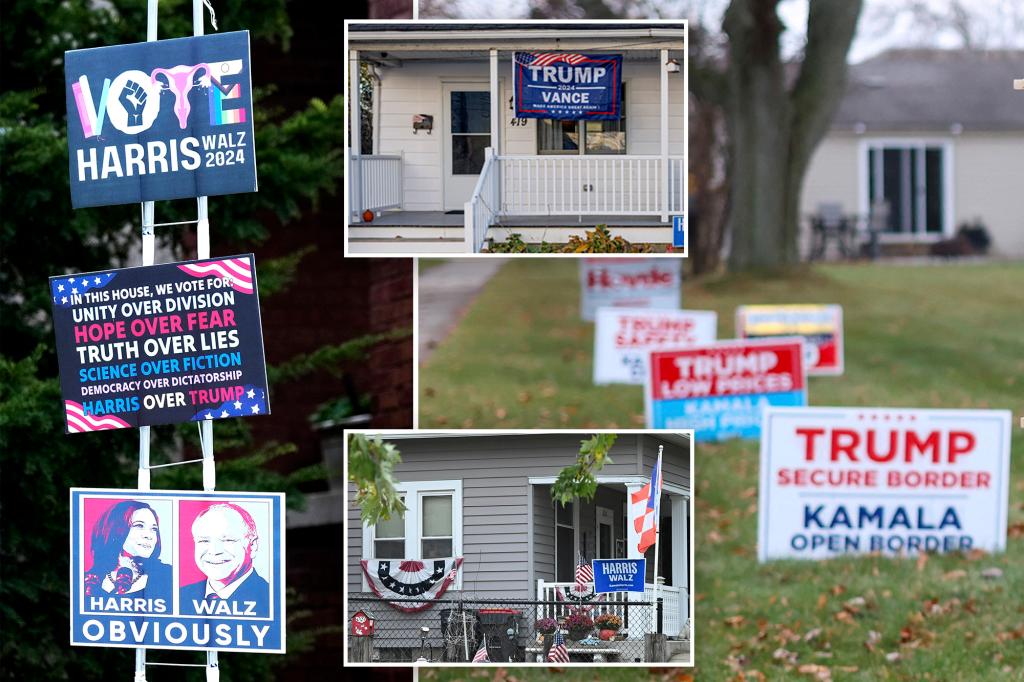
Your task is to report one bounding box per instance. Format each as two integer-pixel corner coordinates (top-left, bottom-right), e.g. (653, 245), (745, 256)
(349, 153), (403, 221)
(464, 149), (499, 252)
(536, 580), (684, 638)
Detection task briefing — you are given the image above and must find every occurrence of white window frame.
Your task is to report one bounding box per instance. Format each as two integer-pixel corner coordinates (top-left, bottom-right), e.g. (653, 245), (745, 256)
(362, 479), (463, 591)
(536, 81), (628, 156)
(857, 137), (955, 241)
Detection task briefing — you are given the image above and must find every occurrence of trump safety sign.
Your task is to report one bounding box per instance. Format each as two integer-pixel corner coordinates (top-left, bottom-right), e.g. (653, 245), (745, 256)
(514, 52), (622, 120)
(580, 258), (681, 322)
(757, 407), (1012, 562)
(49, 255), (269, 432)
(736, 304), (844, 376)
(70, 488), (286, 652)
(593, 307), (717, 385)
(65, 31), (257, 208)
(644, 337), (807, 440)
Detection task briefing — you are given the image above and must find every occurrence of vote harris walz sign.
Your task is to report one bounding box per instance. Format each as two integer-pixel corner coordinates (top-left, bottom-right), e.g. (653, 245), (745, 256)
(64, 31), (256, 208)
(514, 52), (622, 121)
(70, 489), (285, 652)
(758, 407), (1012, 562)
(49, 255), (269, 432)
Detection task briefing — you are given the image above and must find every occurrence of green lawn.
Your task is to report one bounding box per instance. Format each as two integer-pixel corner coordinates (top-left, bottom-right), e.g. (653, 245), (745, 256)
(420, 260), (1024, 679)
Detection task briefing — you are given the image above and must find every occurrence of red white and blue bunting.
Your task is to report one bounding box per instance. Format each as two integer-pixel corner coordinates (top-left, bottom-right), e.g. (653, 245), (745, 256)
(360, 558), (463, 612)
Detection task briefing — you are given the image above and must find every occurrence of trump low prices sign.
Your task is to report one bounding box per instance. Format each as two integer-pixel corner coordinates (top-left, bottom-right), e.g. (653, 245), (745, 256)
(736, 304), (844, 376)
(580, 258), (681, 322)
(65, 31), (257, 208)
(593, 307), (717, 384)
(70, 489), (285, 652)
(758, 407), (1012, 562)
(50, 255), (269, 432)
(592, 559), (646, 593)
(645, 337), (807, 441)
(514, 52), (622, 121)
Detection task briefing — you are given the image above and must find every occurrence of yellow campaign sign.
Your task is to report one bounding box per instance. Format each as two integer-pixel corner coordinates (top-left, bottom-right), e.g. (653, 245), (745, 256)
(739, 305), (837, 335)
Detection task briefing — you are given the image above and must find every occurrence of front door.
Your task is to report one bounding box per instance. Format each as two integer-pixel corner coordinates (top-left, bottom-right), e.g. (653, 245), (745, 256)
(442, 83), (491, 212)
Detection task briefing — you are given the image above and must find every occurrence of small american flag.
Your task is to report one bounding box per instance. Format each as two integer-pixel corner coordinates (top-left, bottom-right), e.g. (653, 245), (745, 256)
(547, 630), (570, 663)
(191, 385), (268, 422)
(472, 639), (489, 663)
(50, 271), (117, 308)
(574, 556), (594, 593)
(515, 52), (591, 68)
(178, 257), (254, 294)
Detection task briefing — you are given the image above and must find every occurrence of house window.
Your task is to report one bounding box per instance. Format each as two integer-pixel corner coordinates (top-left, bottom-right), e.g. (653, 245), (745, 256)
(451, 91), (491, 174)
(364, 480), (463, 567)
(538, 85), (626, 155)
(866, 142), (948, 235)
(554, 500), (576, 583)
(373, 496), (405, 558)
(421, 494), (453, 558)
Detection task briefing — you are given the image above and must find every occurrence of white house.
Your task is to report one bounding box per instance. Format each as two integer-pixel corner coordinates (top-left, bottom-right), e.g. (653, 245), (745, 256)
(801, 49), (1024, 257)
(344, 21), (688, 254)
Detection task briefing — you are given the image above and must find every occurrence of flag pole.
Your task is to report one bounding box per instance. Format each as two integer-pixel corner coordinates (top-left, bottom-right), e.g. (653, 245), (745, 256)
(650, 445), (663, 639)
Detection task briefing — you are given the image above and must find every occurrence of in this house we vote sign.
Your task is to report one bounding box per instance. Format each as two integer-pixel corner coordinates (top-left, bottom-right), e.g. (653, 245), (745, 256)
(50, 255), (269, 432)
(64, 31), (257, 208)
(514, 52), (623, 120)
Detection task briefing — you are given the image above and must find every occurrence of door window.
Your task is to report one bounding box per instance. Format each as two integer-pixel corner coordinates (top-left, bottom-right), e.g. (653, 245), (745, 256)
(451, 91), (491, 174)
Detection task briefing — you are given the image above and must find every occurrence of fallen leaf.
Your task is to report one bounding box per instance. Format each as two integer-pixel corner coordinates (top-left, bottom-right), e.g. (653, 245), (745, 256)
(724, 615), (746, 628)
(943, 569), (967, 581)
(804, 628), (822, 642)
(835, 611), (854, 623)
(494, 407), (508, 419)
(915, 553), (928, 572)
(830, 585), (846, 597)
(816, 594), (827, 610)
(981, 567), (1003, 580)
(885, 652), (901, 663)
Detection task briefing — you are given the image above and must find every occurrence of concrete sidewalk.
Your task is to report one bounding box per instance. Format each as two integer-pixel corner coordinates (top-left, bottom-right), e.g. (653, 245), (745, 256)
(418, 259), (507, 365)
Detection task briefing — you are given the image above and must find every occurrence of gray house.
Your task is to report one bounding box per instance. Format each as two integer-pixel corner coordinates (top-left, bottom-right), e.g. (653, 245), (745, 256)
(345, 432), (691, 658)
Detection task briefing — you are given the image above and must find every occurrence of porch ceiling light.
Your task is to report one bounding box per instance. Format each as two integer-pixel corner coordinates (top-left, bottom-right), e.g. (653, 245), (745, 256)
(665, 59), (680, 73)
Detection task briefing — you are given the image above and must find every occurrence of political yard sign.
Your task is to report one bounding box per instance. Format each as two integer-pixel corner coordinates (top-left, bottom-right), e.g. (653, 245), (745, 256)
(580, 258), (681, 322)
(592, 559), (646, 594)
(514, 52), (622, 121)
(645, 337), (807, 441)
(50, 255), (269, 432)
(65, 31), (256, 208)
(758, 407), (1012, 562)
(593, 307), (717, 385)
(736, 304), (844, 376)
(70, 489), (285, 652)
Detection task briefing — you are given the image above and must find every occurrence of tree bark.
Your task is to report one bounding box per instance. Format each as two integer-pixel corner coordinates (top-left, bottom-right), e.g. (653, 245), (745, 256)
(724, 0), (862, 270)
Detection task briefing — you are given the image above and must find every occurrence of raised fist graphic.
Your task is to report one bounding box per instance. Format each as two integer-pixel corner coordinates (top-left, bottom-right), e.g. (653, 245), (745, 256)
(119, 80), (148, 126)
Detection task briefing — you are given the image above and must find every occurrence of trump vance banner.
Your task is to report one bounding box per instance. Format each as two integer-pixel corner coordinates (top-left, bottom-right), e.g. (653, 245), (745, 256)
(514, 52), (623, 121)
(70, 489), (286, 653)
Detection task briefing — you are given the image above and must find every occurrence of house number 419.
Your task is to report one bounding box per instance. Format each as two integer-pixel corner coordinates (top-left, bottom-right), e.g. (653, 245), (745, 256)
(509, 118), (529, 126)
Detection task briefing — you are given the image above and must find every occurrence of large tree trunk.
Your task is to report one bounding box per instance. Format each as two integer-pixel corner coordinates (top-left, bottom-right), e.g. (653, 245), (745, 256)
(724, 0), (862, 270)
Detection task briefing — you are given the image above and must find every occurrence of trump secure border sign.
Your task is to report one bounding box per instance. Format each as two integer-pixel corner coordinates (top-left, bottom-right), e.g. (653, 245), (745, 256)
(758, 407), (1012, 562)
(70, 488), (285, 652)
(64, 31), (257, 208)
(514, 52), (623, 120)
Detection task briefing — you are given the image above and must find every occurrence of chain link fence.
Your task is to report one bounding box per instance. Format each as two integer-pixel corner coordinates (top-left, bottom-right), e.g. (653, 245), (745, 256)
(348, 595), (664, 664)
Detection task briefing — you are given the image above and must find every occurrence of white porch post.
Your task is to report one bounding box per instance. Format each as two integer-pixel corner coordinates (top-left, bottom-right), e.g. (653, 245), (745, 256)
(671, 493), (689, 625)
(660, 48), (670, 222)
(349, 49), (362, 222)
(490, 49), (501, 216)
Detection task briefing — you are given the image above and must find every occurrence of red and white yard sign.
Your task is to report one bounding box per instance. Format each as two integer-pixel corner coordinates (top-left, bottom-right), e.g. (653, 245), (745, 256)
(579, 258), (681, 322)
(758, 407), (1012, 562)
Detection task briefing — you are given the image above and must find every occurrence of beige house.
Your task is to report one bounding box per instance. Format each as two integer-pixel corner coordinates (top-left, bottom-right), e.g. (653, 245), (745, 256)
(801, 49), (1024, 257)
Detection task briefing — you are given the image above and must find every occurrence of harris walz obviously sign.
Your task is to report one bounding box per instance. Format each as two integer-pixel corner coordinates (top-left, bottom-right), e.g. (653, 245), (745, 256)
(514, 52), (622, 120)
(50, 255), (269, 432)
(64, 31), (256, 208)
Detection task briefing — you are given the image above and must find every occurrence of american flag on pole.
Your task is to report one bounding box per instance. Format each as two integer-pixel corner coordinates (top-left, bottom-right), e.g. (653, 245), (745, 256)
(574, 556), (594, 593)
(472, 639), (489, 662)
(631, 455), (663, 554)
(547, 629), (570, 663)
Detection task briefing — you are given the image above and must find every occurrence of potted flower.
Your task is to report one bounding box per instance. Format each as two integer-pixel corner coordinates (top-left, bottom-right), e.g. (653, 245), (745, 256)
(563, 611), (594, 642)
(594, 613), (622, 641)
(536, 617), (558, 657)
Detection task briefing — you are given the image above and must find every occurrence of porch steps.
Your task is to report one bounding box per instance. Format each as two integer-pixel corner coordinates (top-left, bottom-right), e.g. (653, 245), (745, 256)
(347, 224), (673, 253)
(347, 237), (467, 254)
(489, 224), (672, 244)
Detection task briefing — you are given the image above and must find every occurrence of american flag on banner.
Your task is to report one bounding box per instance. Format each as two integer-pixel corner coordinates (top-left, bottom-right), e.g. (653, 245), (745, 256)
(178, 256), (254, 294)
(574, 556), (594, 593)
(631, 454), (663, 554)
(191, 385), (268, 422)
(50, 271), (117, 308)
(65, 400), (131, 433)
(547, 629), (570, 663)
(514, 52), (590, 68)
(472, 639), (490, 662)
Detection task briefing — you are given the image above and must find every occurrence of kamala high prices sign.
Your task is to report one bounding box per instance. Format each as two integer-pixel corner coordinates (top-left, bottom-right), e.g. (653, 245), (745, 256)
(758, 407), (1012, 562)
(50, 255), (269, 432)
(514, 52), (623, 120)
(65, 31), (256, 208)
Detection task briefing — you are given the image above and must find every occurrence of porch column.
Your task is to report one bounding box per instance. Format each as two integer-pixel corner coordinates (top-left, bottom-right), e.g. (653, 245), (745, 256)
(660, 48), (670, 222)
(349, 49), (362, 222)
(625, 483), (645, 634)
(490, 49), (501, 216)
(671, 493), (689, 623)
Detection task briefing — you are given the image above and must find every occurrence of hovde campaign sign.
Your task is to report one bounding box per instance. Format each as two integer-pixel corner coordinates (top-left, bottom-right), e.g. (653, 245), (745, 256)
(65, 31), (257, 208)
(70, 489), (285, 652)
(645, 337), (807, 441)
(758, 407), (1012, 561)
(593, 307), (717, 385)
(592, 559), (646, 593)
(579, 258), (681, 322)
(50, 255), (269, 432)
(736, 304), (844, 376)
(514, 52), (623, 120)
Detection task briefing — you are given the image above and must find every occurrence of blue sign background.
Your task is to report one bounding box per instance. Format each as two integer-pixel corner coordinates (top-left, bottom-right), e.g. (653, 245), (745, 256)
(70, 489), (285, 653)
(652, 391), (808, 442)
(65, 31), (257, 208)
(514, 53), (623, 121)
(593, 559), (646, 593)
(673, 215), (686, 248)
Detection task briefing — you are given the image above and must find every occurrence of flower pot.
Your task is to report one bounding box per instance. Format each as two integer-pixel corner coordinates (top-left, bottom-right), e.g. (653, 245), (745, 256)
(598, 629), (616, 641)
(567, 628), (592, 642)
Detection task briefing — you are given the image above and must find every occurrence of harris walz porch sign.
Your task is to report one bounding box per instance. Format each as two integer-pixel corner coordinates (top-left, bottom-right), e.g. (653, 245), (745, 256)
(64, 31), (257, 208)
(514, 52), (622, 120)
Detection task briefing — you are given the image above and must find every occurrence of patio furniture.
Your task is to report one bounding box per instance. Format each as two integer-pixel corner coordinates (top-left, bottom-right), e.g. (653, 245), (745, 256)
(808, 202), (858, 261)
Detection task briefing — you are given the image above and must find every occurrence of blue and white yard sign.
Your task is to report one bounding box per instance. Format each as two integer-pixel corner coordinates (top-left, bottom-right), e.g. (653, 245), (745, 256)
(514, 52), (623, 121)
(70, 488), (285, 653)
(593, 559), (646, 593)
(64, 31), (257, 208)
(673, 215), (686, 249)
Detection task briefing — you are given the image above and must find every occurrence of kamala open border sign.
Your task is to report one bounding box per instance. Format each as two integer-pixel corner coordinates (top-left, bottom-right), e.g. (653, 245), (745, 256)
(49, 255), (269, 433)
